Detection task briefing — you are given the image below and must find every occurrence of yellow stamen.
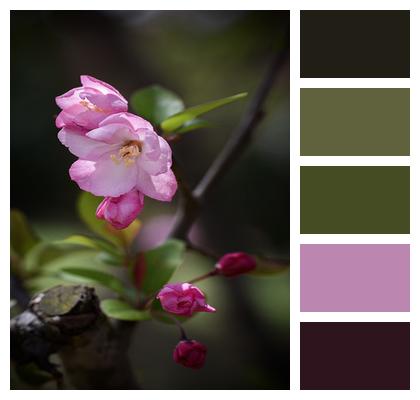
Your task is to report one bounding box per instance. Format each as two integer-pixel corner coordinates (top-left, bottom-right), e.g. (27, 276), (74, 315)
(79, 99), (104, 112)
(110, 154), (120, 165)
(110, 141), (142, 167)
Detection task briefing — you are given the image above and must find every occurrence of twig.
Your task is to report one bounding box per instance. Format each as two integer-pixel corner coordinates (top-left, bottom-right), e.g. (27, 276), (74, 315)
(169, 46), (289, 240)
(188, 270), (218, 284)
(186, 242), (219, 260)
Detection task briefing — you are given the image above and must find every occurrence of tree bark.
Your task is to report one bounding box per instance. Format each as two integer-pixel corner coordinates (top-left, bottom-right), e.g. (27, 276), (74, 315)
(59, 318), (139, 389)
(11, 286), (140, 389)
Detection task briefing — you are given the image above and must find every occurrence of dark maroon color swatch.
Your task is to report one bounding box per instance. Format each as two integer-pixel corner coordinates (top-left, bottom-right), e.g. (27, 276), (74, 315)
(300, 322), (410, 390)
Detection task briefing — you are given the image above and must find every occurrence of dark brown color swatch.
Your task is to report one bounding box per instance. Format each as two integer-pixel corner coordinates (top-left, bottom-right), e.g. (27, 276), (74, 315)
(300, 322), (410, 390)
(300, 10), (410, 78)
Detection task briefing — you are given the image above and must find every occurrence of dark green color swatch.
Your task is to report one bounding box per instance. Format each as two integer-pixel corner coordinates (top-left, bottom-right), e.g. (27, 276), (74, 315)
(300, 166), (410, 234)
(301, 89), (410, 156)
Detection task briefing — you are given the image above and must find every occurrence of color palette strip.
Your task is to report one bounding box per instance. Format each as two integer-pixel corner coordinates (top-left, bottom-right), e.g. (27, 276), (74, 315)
(300, 166), (410, 234)
(300, 88), (410, 156)
(299, 9), (411, 391)
(300, 322), (410, 390)
(300, 10), (410, 78)
(300, 244), (410, 312)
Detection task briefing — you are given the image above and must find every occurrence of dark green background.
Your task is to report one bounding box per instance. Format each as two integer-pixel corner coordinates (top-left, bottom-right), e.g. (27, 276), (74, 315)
(300, 166), (410, 234)
(300, 88), (410, 156)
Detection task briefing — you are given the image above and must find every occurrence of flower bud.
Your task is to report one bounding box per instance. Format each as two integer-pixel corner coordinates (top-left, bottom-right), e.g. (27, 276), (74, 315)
(96, 189), (144, 229)
(173, 340), (207, 369)
(215, 252), (256, 277)
(156, 283), (216, 316)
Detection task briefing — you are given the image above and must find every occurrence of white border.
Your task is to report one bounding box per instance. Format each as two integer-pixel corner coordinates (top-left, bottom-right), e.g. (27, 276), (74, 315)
(2, 1), (420, 399)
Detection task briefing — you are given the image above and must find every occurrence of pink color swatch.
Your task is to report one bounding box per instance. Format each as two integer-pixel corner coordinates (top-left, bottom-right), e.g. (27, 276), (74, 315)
(300, 244), (410, 312)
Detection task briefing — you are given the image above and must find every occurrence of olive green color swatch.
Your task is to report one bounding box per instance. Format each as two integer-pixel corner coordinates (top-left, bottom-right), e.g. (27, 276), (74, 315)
(300, 89), (410, 156)
(300, 166), (410, 234)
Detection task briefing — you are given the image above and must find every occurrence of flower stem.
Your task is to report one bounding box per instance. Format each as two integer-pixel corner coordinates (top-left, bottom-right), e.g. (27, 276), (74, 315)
(159, 312), (188, 340)
(188, 269), (218, 284)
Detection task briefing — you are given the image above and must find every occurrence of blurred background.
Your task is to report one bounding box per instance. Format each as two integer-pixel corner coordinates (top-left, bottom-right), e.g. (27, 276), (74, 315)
(11, 11), (290, 389)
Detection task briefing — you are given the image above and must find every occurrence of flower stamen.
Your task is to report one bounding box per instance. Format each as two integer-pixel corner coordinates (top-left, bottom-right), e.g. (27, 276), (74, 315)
(79, 99), (104, 112)
(110, 140), (142, 167)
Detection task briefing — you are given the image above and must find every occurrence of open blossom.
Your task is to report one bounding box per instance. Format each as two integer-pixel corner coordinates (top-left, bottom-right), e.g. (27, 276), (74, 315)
(58, 112), (177, 201)
(173, 340), (207, 369)
(96, 189), (144, 229)
(215, 252), (256, 277)
(55, 75), (128, 130)
(157, 283), (216, 316)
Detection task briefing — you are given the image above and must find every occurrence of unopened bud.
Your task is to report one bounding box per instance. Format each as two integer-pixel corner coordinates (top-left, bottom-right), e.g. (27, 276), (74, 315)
(215, 252), (256, 277)
(96, 189), (143, 229)
(173, 340), (207, 369)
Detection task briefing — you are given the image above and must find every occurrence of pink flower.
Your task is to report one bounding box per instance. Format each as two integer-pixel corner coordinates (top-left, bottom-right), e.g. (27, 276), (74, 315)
(55, 75), (128, 130)
(215, 252), (256, 277)
(156, 283), (216, 316)
(173, 340), (207, 369)
(96, 189), (144, 229)
(58, 112), (177, 200)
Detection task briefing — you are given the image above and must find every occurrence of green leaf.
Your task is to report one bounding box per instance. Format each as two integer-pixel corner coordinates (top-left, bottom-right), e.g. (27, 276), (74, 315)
(141, 239), (186, 295)
(160, 92), (247, 133)
(100, 299), (151, 321)
(77, 191), (141, 248)
(130, 85), (184, 126)
(172, 118), (210, 135)
(11, 209), (39, 257)
(57, 235), (124, 263)
(59, 267), (126, 295)
(25, 276), (65, 294)
(96, 252), (125, 267)
(59, 235), (99, 249)
(23, 242), (73, 274)
(28, 246), (106, 276)
(249, 256), (290, 276)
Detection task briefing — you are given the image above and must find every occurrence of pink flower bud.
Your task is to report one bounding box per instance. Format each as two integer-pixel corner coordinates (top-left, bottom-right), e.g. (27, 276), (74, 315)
(55, 75), (128, 130)
(156, 283), (216, 316)
(173, 340), (207, 369)
(96, 189), (144, 229)
(215, 252), (256, 277)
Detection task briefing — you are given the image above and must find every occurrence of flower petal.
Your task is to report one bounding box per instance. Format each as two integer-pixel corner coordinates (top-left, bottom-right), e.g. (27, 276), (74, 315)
(100, 112), (153, 131)
(80, 75), (126, 100)
(137, 168), (178, 202)
(86, 123), (138, 145)
(55, 111), (73, 128)
(137, 132), (171, 175)
(58, 127), (113, 160)
(55, 87), (80, 109)
(86, 93), (127, 113)
(70, 157), (138, 197)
